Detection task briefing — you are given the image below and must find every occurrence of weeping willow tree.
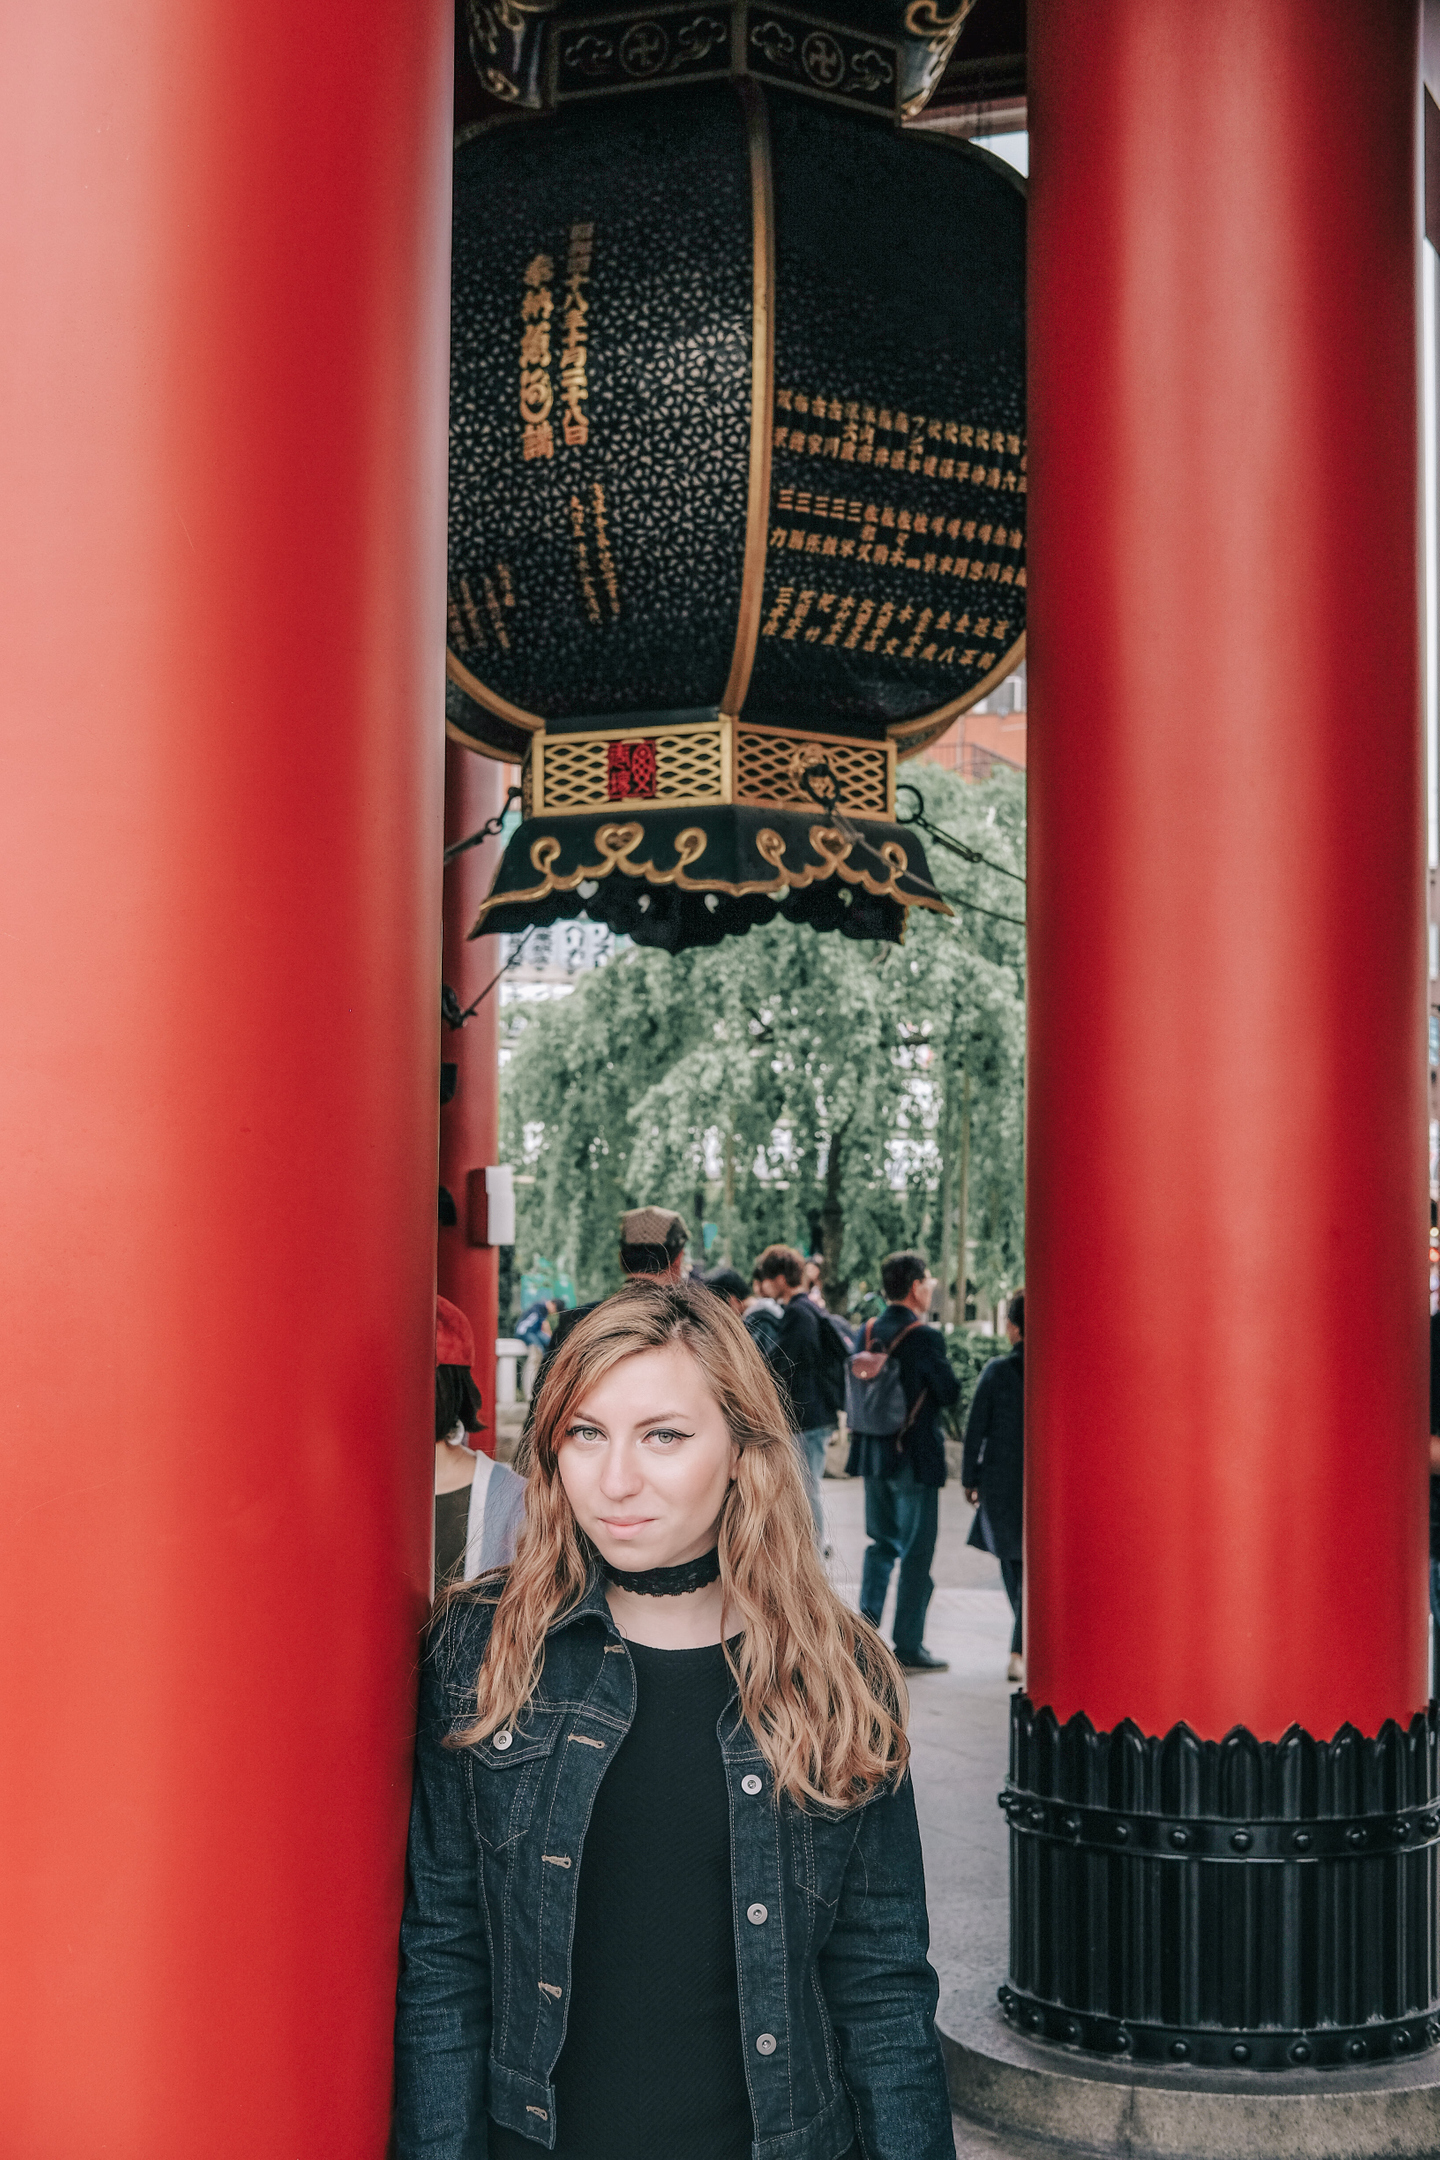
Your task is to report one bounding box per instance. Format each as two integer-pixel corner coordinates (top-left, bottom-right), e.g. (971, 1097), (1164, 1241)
(499, 764), (1025, 1316)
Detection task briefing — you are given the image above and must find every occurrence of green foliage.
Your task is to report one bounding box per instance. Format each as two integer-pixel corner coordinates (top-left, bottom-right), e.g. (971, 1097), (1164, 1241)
(500, 764), (1026, 1314)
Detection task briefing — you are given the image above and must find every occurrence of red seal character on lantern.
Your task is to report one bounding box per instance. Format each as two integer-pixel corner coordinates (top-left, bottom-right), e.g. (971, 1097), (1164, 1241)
(607, 739), (658, 799)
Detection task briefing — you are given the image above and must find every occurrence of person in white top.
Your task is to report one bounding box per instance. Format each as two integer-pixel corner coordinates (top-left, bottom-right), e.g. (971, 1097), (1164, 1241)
(435, 1297), (525, 1591)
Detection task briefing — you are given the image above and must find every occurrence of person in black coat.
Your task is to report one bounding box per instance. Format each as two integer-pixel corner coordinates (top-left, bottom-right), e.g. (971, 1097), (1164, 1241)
(846, 1249), (960, 1674)
(962, 1289), (1025, 1680)
(755, 1243), (834, 1538)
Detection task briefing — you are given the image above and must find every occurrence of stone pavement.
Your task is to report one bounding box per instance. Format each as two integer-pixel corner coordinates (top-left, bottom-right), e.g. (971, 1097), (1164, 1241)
(819, 1471), (1037, 2159)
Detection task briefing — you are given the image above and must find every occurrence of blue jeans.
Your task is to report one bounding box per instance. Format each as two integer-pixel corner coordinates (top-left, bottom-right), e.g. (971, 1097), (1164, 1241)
(859, 1460), (938, 1658)
(796, 1425), (831, 1540)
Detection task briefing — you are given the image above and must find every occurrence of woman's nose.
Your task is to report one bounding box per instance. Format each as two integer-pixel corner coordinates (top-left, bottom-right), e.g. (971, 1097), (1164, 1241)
(597, 1442), (642, 1497)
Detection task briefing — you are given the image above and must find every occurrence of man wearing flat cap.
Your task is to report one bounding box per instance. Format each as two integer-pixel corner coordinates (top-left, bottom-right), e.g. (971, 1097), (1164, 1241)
(616, 1206), (691, 1280)
(530, 1208), (690, 1394)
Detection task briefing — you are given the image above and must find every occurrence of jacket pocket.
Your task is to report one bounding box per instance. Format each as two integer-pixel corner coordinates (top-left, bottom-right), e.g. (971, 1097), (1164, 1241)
(465, 1710), (562, 1852)
(789, 1801), (862, 1910)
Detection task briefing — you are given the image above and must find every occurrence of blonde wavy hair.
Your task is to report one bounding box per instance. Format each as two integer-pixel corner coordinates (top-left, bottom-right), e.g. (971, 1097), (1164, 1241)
(448, 1277), (908, 1808)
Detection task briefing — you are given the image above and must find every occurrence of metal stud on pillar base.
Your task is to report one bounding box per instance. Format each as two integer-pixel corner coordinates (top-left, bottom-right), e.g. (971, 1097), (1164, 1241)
(1000, 1697), (1440, 2073)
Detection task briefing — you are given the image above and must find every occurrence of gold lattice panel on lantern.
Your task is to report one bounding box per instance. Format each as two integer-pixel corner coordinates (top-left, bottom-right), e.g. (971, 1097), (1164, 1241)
(734, 726), (894, 817)
(535, 723), (727, 813)
(536, 734), (608, 810)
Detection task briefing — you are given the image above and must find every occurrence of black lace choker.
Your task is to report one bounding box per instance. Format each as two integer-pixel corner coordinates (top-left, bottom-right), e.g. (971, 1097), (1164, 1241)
(602, 1547), (721, 1598)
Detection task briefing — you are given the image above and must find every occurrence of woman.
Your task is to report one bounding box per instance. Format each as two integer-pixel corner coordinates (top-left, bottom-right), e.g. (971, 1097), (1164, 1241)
(394, 1278), (954, 2160)
(433, 1295), (526, 1589)
(960, 1289), (1025, 1684)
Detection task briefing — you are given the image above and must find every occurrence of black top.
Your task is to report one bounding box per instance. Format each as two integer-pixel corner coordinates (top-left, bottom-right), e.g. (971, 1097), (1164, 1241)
(960, 1343), (1024, 1560)
(489, 1639), (753, 2160)
(433, 1486), (470, 1587)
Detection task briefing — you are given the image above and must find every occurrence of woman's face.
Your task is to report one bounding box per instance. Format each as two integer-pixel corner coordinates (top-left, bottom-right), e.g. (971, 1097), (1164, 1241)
(556, 1344), (738, 1570)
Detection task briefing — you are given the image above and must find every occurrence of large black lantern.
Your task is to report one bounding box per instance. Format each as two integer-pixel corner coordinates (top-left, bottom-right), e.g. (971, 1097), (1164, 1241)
(447, 54), (1025, 950)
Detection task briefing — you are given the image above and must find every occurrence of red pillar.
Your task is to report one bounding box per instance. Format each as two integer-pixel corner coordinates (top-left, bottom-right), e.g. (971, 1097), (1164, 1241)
(1026, 0), (1427, 1742)
(0, 6), (450, 2154)
(439, 744), (509, 1445)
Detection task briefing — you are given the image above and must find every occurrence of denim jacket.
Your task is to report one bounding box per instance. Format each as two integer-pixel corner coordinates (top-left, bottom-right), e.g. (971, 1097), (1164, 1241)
(393, 1570), (955, 2160)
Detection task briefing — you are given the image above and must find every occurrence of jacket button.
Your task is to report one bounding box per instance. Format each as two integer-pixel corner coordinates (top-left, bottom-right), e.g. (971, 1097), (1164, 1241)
(493, 1730), (513, 1752)
(741, 1774), (763, 1796)
(747, 1903), (769, 1925)
(755, 2032), (777, 2055)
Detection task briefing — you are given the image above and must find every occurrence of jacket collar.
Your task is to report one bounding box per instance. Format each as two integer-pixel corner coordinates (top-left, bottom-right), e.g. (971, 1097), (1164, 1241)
(544, 1562), (760, 1758)
(547, 1563), (620, 1639)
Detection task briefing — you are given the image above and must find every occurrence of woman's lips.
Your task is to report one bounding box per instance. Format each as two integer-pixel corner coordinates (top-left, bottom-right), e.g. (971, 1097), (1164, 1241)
(599, 1516), (654, 1533)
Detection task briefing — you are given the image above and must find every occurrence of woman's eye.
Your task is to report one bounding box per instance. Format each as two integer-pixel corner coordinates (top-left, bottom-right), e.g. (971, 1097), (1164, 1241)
(566, 1423), (604, 1444)
(644, 1427), (689, 1446)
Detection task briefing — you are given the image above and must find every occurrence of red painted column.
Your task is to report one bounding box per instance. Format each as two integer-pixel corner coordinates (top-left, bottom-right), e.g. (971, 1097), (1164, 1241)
(439, 744), (509, 1446)
(0, 6), (450, 2155)
(1026, 0), (1427, 1742)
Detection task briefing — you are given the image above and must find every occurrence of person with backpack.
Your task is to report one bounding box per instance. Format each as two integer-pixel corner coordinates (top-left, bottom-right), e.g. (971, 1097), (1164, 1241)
(753, 1244), (846, 1540)
(844, 1250), (960, 1675)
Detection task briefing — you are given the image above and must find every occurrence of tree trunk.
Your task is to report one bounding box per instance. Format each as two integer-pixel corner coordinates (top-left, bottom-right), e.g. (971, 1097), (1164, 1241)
(955, 1068), (972, 1323)
(936, 1067), (958, 1326)
(820, 1123), (848, 1309)
(720, 1118), (736, 1261)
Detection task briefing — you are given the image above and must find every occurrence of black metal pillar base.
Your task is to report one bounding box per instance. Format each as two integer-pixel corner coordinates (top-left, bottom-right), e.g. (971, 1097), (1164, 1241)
(1002, 1695), (1440, 2072)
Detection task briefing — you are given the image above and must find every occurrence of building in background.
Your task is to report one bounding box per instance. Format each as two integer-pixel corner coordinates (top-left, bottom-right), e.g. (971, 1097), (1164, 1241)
(918, 658), (1026, 780)
(499, 918), (621, 1007)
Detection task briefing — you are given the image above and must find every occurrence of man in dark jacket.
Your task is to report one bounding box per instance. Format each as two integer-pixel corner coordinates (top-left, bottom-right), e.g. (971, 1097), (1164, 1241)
(755, 1243), (834, 1539)
(847, 1249), (960, 1674)
(962, 1289), (1025, 1681)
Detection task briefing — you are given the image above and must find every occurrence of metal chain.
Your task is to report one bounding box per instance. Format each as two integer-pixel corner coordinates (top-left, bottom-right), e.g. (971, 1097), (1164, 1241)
(895, 781), (1027, 887)
(442, 925), (536, 1029)
(443, 785), (522, 865)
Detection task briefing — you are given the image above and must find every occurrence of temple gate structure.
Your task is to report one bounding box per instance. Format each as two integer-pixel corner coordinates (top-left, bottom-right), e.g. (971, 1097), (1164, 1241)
(3, 0), (1440, 2151)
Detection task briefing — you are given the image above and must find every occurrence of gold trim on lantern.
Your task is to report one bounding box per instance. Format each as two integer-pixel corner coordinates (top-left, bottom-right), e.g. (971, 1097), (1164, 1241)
(469, 815), (951, 934)
(889, 630), (1026, 760)
(897, 0), (978, 120)
(445, 715), (526, 764)
(721, 79), (776, 722)
(446, 648), (547, 736)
